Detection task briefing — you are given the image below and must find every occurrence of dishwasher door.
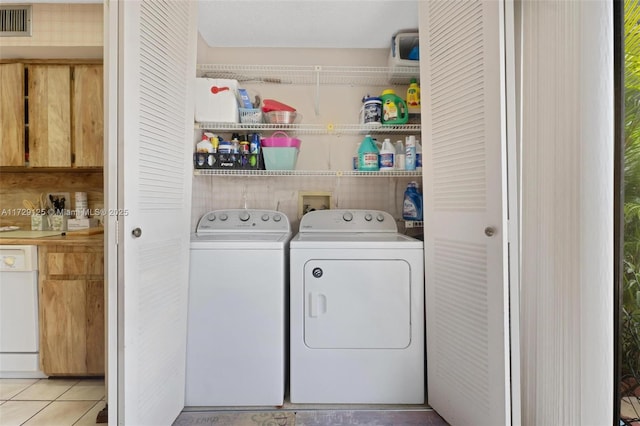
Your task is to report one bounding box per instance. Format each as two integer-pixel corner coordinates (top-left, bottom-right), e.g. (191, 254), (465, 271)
(0, 245), (45, 378)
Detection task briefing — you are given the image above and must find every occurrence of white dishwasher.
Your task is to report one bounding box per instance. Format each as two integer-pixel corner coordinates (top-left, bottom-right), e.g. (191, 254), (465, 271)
(0, 245), (46, 378)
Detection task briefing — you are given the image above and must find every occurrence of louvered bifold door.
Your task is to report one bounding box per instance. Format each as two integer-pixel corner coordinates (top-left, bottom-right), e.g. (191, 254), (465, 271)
(419, 1), (514, 425)
(116, 0), (198, 424)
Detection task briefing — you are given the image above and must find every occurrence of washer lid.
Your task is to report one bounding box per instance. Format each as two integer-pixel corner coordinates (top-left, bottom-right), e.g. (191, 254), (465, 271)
(191, 232), (292, 250)
(192, 232), (291, 242)
(290, 232), (422, 249)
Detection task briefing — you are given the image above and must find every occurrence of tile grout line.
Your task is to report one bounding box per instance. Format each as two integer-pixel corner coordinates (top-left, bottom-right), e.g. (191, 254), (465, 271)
(6, 379), (41, 401)
(11, 378), (81, 401)
(0, 379), (105, 425)
(72, 400), (104, 426)
(19, 400), (104, 426)
(56, 380), (106, 402)
(56, 381), (77, 401)
(19, 400), (53, 426)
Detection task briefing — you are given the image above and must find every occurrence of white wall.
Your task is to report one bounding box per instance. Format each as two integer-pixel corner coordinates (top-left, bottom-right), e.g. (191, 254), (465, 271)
(0, 4), (102, 59)
(519, 0), (614, 424)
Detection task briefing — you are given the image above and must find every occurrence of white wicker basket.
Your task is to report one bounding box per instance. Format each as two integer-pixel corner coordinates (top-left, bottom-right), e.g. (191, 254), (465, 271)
(239, 108), (263, 124)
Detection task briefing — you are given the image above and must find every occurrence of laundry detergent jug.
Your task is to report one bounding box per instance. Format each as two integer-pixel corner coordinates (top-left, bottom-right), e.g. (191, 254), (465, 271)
(380, 89), (409, 125)
(403, 181), (423, 221)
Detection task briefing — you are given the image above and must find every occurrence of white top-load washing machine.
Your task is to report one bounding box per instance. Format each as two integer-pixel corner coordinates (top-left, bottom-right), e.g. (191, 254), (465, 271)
(289, 209), (425, 404)
(186, 209), (291, 407)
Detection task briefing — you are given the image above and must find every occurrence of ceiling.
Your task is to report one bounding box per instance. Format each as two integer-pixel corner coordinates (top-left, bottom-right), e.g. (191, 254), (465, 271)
(18, 0), (418, 49)
(197, 0), (419, 49)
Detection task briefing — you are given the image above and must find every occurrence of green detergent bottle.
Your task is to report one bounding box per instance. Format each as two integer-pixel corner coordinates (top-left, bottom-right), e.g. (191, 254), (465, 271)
(381, 89), (409, 125)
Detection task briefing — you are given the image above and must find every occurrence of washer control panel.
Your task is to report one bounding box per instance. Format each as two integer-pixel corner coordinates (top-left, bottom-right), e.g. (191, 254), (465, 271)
(299, 209), (397, 233)
(196, 209), (290, 233)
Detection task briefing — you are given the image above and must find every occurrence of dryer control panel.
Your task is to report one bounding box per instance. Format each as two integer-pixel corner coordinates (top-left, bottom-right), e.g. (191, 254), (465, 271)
(299, 209), (397, 233)
(196, 209), (290, 233)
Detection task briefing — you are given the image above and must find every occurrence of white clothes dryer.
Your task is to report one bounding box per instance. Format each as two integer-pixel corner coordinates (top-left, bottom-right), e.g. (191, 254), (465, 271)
(186, 209), (291, 407)
(289, 209), (425, 404)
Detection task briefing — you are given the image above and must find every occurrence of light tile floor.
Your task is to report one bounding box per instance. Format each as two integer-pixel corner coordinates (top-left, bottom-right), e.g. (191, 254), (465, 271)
(0, 378), (106, 426)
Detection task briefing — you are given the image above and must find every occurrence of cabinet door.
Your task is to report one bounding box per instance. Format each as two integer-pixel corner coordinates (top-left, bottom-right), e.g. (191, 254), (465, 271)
(28, 65), (72, 168)
(73, 65), (104, 167)
(0, 63), (25, 166)
(40, 279), (104, 376)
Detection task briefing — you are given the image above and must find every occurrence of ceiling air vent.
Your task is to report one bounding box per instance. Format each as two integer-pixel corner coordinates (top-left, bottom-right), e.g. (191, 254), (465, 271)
(0, 5), (31, 37)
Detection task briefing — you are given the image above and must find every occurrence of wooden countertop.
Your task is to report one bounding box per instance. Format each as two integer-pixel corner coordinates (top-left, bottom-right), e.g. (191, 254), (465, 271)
(0, 230), (104, 246)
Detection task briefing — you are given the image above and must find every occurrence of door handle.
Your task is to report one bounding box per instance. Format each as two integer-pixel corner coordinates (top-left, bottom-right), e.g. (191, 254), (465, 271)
(131, 227), (142, 238)
(308, 292), (327, 318)
(484, 226), (496, 237)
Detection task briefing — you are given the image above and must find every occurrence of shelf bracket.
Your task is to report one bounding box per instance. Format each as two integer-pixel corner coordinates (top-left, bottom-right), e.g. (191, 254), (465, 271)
(314, 65), (321, 116)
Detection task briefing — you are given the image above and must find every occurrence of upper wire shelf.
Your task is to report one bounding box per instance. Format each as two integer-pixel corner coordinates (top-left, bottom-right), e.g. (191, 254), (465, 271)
(196, 64), (420, 86)
(194, 122), (421, 135)
(193, 169), (422, 177)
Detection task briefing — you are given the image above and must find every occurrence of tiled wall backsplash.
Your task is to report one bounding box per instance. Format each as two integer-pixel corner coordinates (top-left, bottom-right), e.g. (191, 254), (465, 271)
(191, 175), (418, 233)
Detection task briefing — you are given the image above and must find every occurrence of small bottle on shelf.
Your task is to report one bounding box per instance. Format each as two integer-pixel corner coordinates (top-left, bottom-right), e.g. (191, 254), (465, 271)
(405, 135), (416, 171)
(395, 140), (406, 170)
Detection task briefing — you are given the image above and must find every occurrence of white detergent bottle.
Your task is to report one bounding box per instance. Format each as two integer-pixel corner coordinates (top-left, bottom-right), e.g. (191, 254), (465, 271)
(395, 140), (406, 170)
(379, 138), (395, 171)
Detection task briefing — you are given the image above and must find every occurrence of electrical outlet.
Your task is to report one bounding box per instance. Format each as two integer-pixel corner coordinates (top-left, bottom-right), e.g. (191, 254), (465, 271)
(298, 191), (332, 218)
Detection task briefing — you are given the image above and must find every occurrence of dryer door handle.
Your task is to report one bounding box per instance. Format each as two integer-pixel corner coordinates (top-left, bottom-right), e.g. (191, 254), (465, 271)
(308, 292), (327, 318)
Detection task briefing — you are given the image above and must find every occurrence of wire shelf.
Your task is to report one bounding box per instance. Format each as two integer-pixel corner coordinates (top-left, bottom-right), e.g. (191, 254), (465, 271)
(193, 169), (422, 177)
(196, 64), (420, 86)
(195, 122), (421, 135)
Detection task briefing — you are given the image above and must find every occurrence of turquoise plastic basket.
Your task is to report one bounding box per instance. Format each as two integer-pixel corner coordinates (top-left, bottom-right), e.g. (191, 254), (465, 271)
(262, 147), (299, 170)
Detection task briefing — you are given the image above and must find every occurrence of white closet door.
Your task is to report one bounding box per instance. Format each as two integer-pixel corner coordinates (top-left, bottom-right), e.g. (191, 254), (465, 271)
(113, 0), (197, 424)
(419, 1), (515, 425)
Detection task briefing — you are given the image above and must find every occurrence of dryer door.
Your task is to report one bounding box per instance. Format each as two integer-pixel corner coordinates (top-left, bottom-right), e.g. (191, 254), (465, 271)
(303, 259), (411, 349)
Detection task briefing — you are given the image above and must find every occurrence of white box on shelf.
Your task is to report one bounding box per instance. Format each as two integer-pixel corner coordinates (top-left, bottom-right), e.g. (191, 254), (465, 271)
(388, 31), (420, 66)
(388, 31), (420, 83)
(194, 78), (239, 123)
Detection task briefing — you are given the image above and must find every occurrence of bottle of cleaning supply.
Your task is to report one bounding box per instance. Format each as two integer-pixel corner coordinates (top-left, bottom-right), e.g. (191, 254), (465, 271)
(415, 139), (422, 172)
(357, 135), (380, 171)
(380, 89), (409, 125)
(406, 78), (420, 107)
(379, 138), (395, 171)
(395, 140), (405, 170)
(405, 135), (416, 171)
(403, 181), (423, 221)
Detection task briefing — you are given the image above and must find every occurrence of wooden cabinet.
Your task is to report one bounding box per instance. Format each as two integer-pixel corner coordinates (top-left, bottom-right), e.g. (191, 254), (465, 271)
(28, 65), (72, 167)
(26, 63), (103, 168)
(73, 65), (103, 167)
(0, 63), (25, 166)
(39, 245), (104, 376)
